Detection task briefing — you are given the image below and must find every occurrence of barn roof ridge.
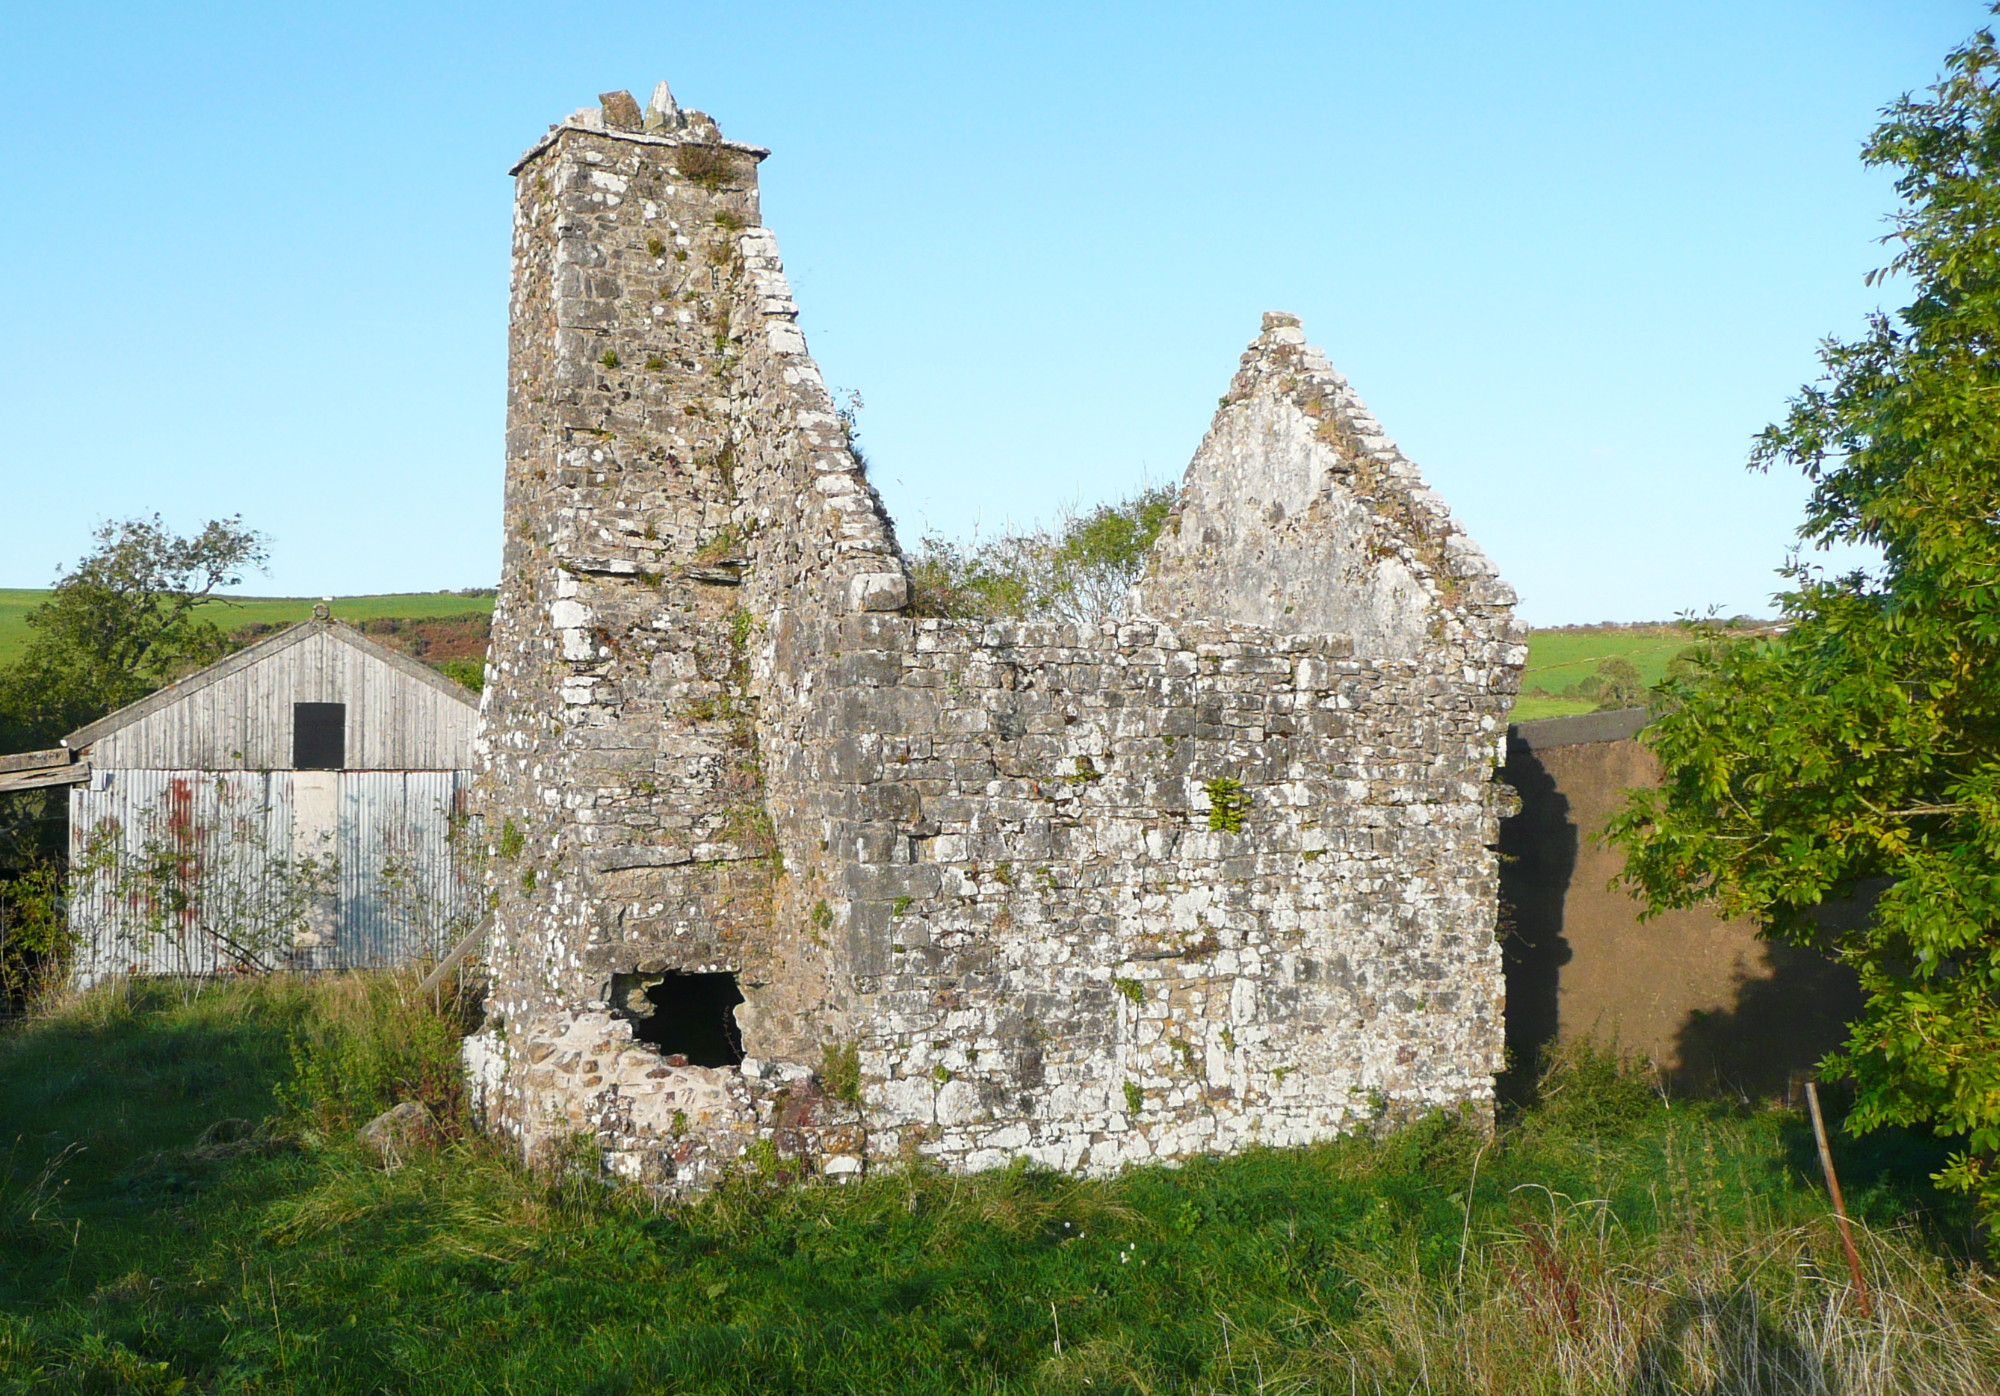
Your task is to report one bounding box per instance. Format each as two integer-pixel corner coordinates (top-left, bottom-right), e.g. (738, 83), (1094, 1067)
(63, 616), (478, 752)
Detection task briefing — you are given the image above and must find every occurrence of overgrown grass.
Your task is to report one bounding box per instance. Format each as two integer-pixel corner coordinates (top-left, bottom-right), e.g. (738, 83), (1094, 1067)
(0, 980), (1992, 1394)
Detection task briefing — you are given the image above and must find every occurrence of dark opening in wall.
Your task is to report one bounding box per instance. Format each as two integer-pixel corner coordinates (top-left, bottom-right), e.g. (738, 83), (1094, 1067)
(609, 970), (745, 1067)
(293, 702), (347, 770)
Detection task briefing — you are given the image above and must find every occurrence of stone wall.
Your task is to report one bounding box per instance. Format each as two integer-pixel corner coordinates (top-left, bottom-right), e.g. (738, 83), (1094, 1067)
(466, 84), (1525, 1193)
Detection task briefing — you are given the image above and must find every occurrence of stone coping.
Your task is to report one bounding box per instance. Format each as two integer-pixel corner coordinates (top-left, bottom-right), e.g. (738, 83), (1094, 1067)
(510, 120), (771, 176)
(1509, 707), (1649, 750)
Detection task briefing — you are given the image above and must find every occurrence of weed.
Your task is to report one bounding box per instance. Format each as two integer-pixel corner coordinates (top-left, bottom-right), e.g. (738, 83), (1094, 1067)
(1062, 755), (1102, 786)
(1111, 976), (1144, 1006)
(496, 818), (525, 860)
(600, 349), (621, 369)
(890, 896), (913, 917)
(674, 143), (740, 192)
(646, 236), (665, 258)
(694, 527), (739, 564)
(1204, 777), (1250, 833)
(643, 354), (667, 371)
(819, 1042), (862, 1106)
(713, 210), (745, 232)
(1123, 1080), (1144, 1114)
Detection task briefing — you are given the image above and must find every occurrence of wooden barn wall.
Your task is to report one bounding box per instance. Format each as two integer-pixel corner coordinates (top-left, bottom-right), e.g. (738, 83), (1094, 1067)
(67, 769), (477, 986)
(85, 631), (477, 771)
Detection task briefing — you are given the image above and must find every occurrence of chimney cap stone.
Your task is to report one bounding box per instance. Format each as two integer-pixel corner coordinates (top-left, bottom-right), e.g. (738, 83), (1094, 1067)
(645, 80), (684, 132)
(599, 90), (644, 131)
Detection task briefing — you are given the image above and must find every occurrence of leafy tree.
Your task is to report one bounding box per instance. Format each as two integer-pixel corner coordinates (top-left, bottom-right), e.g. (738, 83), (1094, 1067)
(907, 485), (1177, 623)
(0, 515), (266, 751)
(1606, 20), (2000, 1243)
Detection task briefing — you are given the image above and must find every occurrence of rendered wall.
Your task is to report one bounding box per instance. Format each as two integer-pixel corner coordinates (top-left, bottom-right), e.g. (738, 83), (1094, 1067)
(1499, 711), (1864, 1097)
(467, 86), (1525, 1193)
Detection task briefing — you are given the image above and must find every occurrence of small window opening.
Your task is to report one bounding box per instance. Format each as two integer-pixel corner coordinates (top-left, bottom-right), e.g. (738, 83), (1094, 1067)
(293, 702), (346, 770)
(610, 970), (744, 1067)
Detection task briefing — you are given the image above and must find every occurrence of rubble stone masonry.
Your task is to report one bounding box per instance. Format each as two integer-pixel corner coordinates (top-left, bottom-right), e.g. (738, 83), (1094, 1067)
(466, 84), (1526, 1193)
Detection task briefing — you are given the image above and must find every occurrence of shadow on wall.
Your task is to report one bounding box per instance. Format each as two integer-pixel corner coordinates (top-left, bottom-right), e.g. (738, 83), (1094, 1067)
(1494, 731), (1575, 1103)
(1498, 710), (1865, 1101)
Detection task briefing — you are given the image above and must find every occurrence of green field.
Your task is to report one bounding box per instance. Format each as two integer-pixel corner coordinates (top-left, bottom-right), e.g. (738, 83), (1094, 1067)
(0, 975), (1987, 1394)
(0, 591), (495, 668)
(1512, 624), (1699, 721)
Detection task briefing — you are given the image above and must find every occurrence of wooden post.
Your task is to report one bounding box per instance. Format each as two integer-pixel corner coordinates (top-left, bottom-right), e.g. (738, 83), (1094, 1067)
(1805, 1081), (1873, 1319)
(415, 918), (491, 998)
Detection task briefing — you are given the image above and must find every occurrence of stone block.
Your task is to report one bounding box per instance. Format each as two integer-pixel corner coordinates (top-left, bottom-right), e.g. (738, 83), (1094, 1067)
(849, 572), (909, 612)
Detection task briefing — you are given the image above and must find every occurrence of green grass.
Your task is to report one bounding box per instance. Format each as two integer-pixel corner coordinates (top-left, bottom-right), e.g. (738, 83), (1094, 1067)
(0, 592), (494, 669)
(0, 594), (46, 675)
(0, 977), (1991, 1394)
(1513, 624), (1706, 722)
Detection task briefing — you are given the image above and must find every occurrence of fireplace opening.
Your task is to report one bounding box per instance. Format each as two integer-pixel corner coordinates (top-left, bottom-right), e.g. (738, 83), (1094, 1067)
(609, 970), (745, 1067)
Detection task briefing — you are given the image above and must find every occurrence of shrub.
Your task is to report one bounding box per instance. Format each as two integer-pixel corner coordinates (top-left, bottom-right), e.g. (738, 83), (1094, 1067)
(282, 970), (481, 1138)
(905, 484), (1177, 624)
(0, 861), (70, 1008)
(674, 143), (741, 192)
(1520, 1034), (1660, 1136)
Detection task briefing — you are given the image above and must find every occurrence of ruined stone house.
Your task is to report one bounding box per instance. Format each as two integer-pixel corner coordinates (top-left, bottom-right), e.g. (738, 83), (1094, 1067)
(466, 83), (1525, 1191)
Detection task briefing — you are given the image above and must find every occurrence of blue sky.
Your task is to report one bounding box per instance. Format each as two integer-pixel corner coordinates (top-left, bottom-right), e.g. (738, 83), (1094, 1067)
(0, 1), (1978, 623)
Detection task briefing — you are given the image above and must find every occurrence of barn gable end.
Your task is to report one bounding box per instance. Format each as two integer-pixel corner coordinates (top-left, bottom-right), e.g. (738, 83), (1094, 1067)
(67, 617), (478, 771)
(63, 616), (482, 985)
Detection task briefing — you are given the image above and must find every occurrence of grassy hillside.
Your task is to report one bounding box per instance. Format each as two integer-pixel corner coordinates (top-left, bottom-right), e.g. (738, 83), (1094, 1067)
(0, 976), (1990, 1394)
(1512, 624), (1697, 721)
(0, 591), (494, 669)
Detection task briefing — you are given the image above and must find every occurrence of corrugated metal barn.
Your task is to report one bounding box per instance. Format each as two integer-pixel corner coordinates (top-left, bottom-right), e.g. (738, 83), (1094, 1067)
(28, 610), (482, 984)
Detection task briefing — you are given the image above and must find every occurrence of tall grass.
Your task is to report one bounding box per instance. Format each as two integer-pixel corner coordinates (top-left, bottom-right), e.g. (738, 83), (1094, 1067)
(0, 977), (1991, 1394)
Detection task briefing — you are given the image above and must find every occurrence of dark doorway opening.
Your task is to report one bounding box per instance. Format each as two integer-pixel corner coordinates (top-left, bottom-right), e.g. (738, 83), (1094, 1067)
(610, 970), (745, 1067)
(293, 702), (347, 770)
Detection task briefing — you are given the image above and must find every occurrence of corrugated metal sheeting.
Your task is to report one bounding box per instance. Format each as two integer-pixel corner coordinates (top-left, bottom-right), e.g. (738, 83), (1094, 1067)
(68, 769), (478, 986)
